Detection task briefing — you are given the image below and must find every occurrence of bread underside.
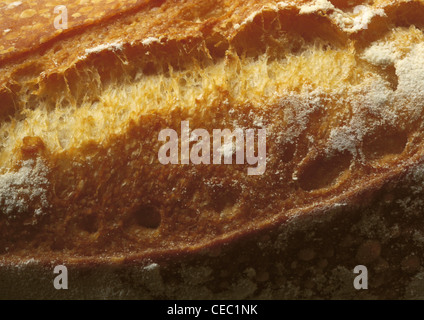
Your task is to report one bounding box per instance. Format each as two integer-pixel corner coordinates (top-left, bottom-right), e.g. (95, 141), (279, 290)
(0, 0), (424, 279)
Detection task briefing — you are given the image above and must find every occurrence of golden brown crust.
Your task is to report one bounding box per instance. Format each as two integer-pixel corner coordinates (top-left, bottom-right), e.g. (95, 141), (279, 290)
(0, 0), (153, 61)
(1, 0), (424, 298)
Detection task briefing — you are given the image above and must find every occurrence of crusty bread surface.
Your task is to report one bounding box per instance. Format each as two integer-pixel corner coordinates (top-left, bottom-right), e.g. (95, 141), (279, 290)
(1, 0), (424, 299)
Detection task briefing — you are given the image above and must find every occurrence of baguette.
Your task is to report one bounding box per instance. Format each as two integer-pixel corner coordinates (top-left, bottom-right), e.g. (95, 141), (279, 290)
(1, 0), (424, 299)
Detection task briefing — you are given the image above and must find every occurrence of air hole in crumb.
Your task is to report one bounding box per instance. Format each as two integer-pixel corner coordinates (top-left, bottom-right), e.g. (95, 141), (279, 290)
(133, 205), (161, 229)
(179, 78), (187, 86)
(298, 152), (352, 191)
(205, 34), (229, 59)
(363, 130), (407, 161)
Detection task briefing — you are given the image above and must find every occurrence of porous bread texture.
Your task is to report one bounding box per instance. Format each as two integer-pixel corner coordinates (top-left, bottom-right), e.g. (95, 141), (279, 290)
(0, 2), (412, 162)
(1, 0), (424, 263)
(0, 45), (362, 163)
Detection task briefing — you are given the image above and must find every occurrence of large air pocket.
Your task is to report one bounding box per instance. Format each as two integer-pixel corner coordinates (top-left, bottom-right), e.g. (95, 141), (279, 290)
(296, 151), (353, 191)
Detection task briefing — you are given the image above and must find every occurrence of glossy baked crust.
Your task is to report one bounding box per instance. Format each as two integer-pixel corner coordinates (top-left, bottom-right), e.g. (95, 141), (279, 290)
(1, 0), (424, 299)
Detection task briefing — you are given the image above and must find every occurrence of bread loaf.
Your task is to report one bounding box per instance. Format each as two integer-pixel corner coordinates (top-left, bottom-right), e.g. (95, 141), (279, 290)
(1, 0), (424, 299)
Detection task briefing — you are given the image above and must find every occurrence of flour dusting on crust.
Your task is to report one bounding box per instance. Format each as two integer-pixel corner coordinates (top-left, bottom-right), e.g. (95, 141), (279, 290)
(0, 158), (50, 218)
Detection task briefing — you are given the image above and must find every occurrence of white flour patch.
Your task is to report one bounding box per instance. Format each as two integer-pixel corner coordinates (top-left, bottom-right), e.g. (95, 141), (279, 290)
(0, 158), (50, 218)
